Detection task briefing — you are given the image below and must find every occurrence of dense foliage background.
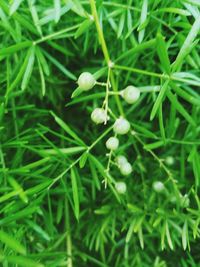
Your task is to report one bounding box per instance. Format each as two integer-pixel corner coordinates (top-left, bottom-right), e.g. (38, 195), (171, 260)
(0, 0), (200, 266)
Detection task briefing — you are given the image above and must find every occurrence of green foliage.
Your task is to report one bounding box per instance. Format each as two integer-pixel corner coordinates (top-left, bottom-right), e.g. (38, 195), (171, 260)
(0, 0), (200, 266)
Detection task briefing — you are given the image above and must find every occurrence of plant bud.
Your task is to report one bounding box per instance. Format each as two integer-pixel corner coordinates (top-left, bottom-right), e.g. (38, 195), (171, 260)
(122, 85), (140, 104)
(78, 72), (95, 91)
(115, 181), (127, 194)
(113, 117), (130, 135)
(119, 162), (132, 176)
(106, 137), (119, 150)
(91, 108), (107, 124)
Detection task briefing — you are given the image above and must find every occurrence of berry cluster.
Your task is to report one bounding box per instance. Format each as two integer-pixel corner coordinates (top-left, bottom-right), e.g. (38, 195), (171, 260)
(77, 72), (180, 200)
(77, 71), (141, 194)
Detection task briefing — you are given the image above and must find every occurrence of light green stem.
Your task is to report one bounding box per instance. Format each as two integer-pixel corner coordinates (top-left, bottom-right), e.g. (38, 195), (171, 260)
(89, 0), (124, 116)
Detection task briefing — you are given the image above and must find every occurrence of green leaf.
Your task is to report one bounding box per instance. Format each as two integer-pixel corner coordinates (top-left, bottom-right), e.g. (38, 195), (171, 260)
(79, 150), (89, 168)
(117, 12), (125, 38)
(150, 80), (170, 121)
(54, 0), (61, 23)
(0, 254), (44, 267)
(156, 32), (171, 74)
(70, 167), (80, 220)
(43, 50), (76, 80)
(165, 221), (174, 250)
(182, 220), (188, 250)
(7, 176), (28, 204)
(167, 91), (196, 126)
(172, 15), (200, 71)
(138, 227), (144, 249)
(37, 56), (46, 96)
(50, 111), (86, 146)
(0, 230), (26, 255)
(21, 46), (35, 91)
(28, 0), (42, 36)
(0, 41), (32, 56)
(138, 0), (148, 43)
(9, 0), (24, 15)
(75, 19), (93, 39)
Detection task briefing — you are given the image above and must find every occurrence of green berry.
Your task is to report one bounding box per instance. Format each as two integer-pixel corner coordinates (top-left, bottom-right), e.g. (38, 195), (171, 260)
(91, 108), (107, 124)
(115, 181), (127, 194)
(122, 86), (140, 104)
(119, 162), (132, 176)
(106, 137), (119, 150)
(152, 181), (165, 193)
(113, 117), (130, 135)
(165, 156), (175, 166)
(78, 72), (95, 91)
(116, 155), (128, 166)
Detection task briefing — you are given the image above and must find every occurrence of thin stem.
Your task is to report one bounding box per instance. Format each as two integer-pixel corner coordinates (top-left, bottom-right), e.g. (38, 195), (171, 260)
(114, 64), (167, 79)
(89, 0), (124, 116)
(65, 196), (73, 267)
(49, 126), (113, 188)
(34, 24), (81, 45)
(102, 67), (111, 124)
(89, 0), (110, 64)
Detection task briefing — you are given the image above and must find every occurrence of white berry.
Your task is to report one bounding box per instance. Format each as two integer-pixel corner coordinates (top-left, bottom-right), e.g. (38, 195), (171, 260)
(78, 72), (95, 91)
(115, 181), (127, 194)
(106, 137), (119, 150)
(122, 86), (140, 104)
(119, 162), (132, 176)
(116, 155), (128, 166)
(91, 108), (107, 124)
(113, 117), (130, 135)
(153, 181), (165, 193)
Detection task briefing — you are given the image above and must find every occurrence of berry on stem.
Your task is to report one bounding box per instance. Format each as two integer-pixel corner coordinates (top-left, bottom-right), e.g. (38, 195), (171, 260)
(115, 181), (127, 194)
(106, 137), (119, 150)
(116, 155), (128, 166)
(78, 72), (96, 91)
(119, 162), (132, 176)
(91, 108), (107, 124)
(122, 85), (140, 104)
(165, 156), (175, 166)
(152, 181), (165, 193)
(113, 117), (130, 135)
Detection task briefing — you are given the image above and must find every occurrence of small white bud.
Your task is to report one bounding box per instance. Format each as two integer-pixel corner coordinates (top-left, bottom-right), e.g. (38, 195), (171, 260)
(106, 137), (119, 150)
(122, 86), (140, 104)
(116, 155), (128, 166)
(119, 162), (132, 176)
(113, 117), (130, 135)
(115, 181), (127, 194)
(78, 72), (95, 91)
(91, 108), (107, 124)
(153, 181), (165, 193)
(165, 156), (175, 166)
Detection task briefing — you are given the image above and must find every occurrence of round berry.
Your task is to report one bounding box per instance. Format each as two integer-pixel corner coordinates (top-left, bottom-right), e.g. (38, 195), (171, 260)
(116, 155), (128, 166)
(115, 181), (127, 194)
(91, 108), (107, 124)
(165, 156), (175, 166)
(122, 86), (140, 104)
(106, 137), (119, 150)
(119, 162), (132, 176)
(78, 72), (95, 91)
(113, 117), (130, 135)
(152, 181), (165, 193)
